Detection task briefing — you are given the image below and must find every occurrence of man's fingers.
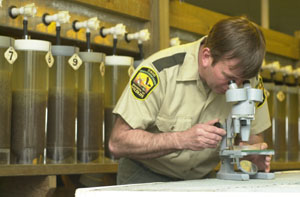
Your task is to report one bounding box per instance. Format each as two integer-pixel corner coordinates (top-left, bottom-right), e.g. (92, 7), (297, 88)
(239, 142), (268, 150)
(260, 142), (268, 150)
(204, 119), (219, 126)
(196, 124), (226, 136)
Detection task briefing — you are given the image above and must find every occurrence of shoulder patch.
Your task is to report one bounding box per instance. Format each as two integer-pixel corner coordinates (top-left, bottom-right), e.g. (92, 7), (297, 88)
(130, 66), (159, 100)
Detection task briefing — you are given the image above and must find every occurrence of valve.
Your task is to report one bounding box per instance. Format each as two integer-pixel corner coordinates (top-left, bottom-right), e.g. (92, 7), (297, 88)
(125, 29), (150, 44)
(42, 11), (70, 45)
(72, 17), (100, 51)
(170, 37), (181, 47)
(42, 11), (70, 26)
(8, 3), (37, 39)
(279, 65), (293, 77)
(100, 23), (126, 39)
(73, 17), (100, 32)
(124, 29), (149, 59)
(9, 3), (37, 19)
(99, 23), (126, 55)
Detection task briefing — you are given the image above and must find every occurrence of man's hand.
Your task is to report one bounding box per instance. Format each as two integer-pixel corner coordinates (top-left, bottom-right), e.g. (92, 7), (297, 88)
(239, 142), (272, 172)
(175, 119), (226, 151)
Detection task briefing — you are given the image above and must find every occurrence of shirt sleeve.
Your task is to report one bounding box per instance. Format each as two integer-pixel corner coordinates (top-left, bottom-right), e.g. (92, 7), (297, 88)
(113, 62), (164, 130)
(250, 75), (271, 135)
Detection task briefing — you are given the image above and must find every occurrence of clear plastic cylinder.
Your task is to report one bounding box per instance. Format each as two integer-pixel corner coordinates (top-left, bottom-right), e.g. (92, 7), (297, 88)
(298, 88), (300, 161)
(0, 36), (14, 164)
(263, 82), (274, 150)
(104, 55), (134, 159)
(273, 83), (287, 162)
(11, 39), (50, 164)
(46, 45), (79, 164)
(77, 52), (105, 163)
(286, 85), (299, 161)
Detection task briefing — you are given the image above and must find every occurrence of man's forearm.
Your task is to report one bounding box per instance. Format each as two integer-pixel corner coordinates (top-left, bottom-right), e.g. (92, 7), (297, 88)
(109, 117), (180, 159)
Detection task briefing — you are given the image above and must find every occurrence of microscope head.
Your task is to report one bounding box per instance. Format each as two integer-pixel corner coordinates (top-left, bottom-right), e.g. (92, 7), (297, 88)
(225, 80), (263, 141)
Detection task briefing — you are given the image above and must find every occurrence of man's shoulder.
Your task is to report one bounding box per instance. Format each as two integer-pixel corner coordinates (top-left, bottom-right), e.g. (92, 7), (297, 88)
(144, 40), (200, 72)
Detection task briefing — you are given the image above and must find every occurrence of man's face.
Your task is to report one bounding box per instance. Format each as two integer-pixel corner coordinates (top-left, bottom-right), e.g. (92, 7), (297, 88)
(205, 58), (245, 94)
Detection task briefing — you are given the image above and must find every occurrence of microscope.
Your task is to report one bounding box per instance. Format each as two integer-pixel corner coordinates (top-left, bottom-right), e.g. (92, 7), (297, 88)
(217, 80), (275, 181)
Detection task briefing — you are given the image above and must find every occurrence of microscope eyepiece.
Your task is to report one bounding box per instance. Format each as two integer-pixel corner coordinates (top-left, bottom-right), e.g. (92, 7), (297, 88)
(228, 80), (235, 85)
(243, 80), (250, 85)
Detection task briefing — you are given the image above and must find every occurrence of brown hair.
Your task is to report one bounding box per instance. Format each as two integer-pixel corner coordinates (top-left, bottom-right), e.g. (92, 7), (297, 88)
(204, 16), (266, 79)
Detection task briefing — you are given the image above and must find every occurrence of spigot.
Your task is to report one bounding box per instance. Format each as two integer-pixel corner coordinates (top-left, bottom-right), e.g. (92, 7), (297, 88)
(9, 3), (37, 39)
(72, 17), (100, 51)
(125, 29), (149, 59)
(100, 23), (126, 55)
(170, 37), (181, 46)
(279, 65), (293, 75)
(100, 23), (126, 39)
(262, 61), (280, 71)
(293, 68), (300, 78)
(125, 29), (150, 44)
(9, 3), (37, 19)
(42, 11), (70, 26)
(42, 11), (70, 45)
(72, 17), (100, 32)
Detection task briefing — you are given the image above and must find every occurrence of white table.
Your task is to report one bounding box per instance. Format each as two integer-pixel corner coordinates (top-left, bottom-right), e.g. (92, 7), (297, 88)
(76, 171), (300, 196)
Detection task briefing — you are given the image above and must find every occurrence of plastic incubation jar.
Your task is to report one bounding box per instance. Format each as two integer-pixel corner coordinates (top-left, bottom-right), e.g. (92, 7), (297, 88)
(0, 36), (14, 164)
(104, 55), (134, 159)
(46, 45), (79, 164)
(77, 51), (105, 163)
(11, 39), (51, 164)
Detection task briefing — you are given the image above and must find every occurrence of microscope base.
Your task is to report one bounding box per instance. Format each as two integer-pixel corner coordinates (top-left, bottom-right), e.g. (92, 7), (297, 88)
(250, 172), (275, 179)
(217, 172), (250, 181)
(217, 171), (275, 181)
(217, 156), (275, 181)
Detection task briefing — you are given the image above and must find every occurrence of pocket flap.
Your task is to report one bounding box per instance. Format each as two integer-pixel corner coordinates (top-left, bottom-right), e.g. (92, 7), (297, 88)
(156, 116), (192, 132)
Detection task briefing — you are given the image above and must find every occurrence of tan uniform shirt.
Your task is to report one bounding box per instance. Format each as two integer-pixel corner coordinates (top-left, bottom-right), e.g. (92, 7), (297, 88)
(113, 36), (271, 180)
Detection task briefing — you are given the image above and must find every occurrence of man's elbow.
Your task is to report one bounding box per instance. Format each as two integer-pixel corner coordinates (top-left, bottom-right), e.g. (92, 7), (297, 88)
(108, 139), (121, 159)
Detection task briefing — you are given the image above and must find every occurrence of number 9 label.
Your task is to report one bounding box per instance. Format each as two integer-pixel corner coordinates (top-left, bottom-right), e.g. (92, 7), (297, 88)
(68, 53), (82, 70)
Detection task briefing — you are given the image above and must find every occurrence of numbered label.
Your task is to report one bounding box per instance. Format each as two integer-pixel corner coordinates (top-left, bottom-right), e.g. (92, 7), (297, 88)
(68, 53), (82, 70)
(45, 51), (54, 68)
(99, 62), (105, 77)
(128, 65), (135, 77)
(276, 91), (285, 102)
(4, 47), (18, 64)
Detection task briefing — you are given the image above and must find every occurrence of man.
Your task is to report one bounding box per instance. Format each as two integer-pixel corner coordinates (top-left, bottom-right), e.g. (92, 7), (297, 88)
(109, 16), (272, 185)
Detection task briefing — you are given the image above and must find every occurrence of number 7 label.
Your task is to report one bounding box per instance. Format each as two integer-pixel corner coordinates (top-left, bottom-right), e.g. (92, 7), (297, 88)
(4, 46), (18, 64)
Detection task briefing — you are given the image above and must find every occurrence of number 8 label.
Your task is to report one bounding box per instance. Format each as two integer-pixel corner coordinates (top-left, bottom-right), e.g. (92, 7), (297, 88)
(45, 51), (54, 68)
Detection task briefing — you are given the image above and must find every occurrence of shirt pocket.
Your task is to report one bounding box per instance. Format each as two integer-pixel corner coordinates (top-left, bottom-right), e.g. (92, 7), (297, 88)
(155, 116), (192, 160)
(156, 116), (192, 132)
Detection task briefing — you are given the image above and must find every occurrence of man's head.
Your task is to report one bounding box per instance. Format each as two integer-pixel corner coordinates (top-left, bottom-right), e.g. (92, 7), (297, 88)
(199, 16), (266, 94)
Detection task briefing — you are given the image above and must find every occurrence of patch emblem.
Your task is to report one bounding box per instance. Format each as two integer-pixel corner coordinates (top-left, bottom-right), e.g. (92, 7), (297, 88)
(130, 66), (159, 100)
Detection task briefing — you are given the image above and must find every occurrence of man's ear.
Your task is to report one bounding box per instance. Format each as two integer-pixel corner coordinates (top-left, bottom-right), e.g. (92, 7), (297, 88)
(201, 47), (212, 68)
